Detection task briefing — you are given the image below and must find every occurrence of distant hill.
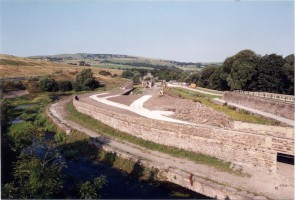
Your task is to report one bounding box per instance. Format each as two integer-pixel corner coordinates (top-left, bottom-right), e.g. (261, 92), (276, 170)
(29, 53), (222, 71)
(0, 54), (123, 83)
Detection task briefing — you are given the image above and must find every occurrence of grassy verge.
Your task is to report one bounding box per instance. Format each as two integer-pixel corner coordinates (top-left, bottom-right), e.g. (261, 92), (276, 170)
(167, 88), (281, 126)
(65, 101), (241, 175)
(132, 85), (143, 95)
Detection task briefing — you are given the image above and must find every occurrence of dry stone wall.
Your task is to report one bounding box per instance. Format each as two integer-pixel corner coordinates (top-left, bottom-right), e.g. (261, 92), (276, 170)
(74, 99), (294, 172)
(224, 92), (294, 120)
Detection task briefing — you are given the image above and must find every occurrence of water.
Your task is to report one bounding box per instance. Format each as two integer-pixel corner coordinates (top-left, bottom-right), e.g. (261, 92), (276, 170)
(11, 117), (24, 124)
(63, 157), (211, 199)
(14, 104), (34, 110)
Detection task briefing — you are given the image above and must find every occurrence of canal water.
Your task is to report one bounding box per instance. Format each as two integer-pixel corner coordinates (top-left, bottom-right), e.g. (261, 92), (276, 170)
(64, 157), (210, 199)
(12, 104), (211, 199)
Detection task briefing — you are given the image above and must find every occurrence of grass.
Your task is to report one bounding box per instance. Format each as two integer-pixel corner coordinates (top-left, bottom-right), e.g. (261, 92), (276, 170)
(59, 130), (157, 180)
(132, 85), (144, 95)
(167, 87), (281, 126)
(0, 54), (122, 79)
(65, 101), (241, 175)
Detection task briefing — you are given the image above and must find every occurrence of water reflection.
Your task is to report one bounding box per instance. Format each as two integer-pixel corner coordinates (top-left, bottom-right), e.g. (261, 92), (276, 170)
(64, 157), (211, 199)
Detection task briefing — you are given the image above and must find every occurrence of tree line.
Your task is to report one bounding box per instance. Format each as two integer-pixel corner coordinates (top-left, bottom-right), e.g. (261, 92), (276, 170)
(121, 50), (294, 95)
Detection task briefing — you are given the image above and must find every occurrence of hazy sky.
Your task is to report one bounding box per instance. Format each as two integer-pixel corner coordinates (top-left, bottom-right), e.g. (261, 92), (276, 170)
(0, 0), (293, 62)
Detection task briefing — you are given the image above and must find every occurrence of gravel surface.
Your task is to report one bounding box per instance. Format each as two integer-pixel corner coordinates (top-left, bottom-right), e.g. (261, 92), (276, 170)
(144, 95), (233, 128)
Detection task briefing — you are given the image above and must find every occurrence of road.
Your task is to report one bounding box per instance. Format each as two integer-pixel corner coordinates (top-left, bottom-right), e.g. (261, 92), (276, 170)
(47, 94), (294, 200)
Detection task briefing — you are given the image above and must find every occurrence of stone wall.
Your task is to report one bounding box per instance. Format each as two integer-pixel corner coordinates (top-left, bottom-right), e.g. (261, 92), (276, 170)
(74, 99), (294, 172)
(233, 90), (294, 102)
(224, 92), (294, 120)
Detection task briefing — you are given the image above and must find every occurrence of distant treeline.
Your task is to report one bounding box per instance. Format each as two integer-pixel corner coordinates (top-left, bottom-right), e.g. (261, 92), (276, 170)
(122, 49), (294, 95)
(101, 60), (177, 70)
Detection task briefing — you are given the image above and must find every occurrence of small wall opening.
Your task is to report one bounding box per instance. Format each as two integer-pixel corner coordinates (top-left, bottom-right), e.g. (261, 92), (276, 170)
(277, 153), (294, 165)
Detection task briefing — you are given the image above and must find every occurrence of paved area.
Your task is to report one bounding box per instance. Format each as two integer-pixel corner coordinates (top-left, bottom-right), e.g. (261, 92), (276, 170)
(48, 96), (294, 199)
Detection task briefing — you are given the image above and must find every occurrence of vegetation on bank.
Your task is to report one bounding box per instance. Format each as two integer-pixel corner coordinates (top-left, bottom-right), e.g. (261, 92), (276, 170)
(167, 87), (281, 126)
(0, 69), (111, 199)
(1, 93), (109, 199)
(65, 101), (243, 175)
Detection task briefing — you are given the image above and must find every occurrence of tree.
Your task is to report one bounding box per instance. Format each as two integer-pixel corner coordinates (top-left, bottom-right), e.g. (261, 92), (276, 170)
(254, 54), (285, 93)
(11, 142), (65, 199)
(0, 97), (11, 132)
(132, 70), (141, 84)
(282, 54), (294, 95)
(197, 66), (217, 87)
(121, 70), (134, 79)
(39, 76), (58, 92)
(74, 68), (99, 91)
(209, 67), (228, 90)
(222, 49), (260, 91)
(78, 176), (107, 199)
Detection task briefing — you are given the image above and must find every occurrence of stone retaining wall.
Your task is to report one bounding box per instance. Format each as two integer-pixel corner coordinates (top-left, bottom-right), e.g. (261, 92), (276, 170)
(233, 90), (294, 102)
(74, 99), (294, 172)
(224, 92), (294, 120)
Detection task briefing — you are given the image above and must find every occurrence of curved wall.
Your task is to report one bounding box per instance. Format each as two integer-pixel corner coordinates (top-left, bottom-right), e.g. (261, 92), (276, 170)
(74, 99), (294, 172)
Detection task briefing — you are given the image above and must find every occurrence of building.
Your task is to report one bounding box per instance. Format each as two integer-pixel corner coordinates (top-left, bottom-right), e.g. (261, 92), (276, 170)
(142, 73), (154, 88)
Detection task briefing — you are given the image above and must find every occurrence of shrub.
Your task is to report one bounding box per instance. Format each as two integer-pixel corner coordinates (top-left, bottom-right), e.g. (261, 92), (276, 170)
(39, 76), (58, 92)
(2, 81), (26, 92)
(99, 70), (112, 76)
(58, 80), (72, 92)
(25, 79), (40, 93)
(54, 132), (67, 144)
(78, 176), (107, 199)
(74, 68), (99, 91)
(7, 122), (35, 149)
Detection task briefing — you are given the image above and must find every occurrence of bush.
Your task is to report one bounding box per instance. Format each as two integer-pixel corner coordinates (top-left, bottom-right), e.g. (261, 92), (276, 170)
(78, 176), (107, 199)
(7, 122), (35, 149)
(98, 70), (112, 76)
(1, 81), (26, 92)
(54, 132), (67, 144)
(74, 69), (99, 91)
(58, 80), (72, 92)
(39, 76), (58, 92)
(25, 79), (40, 93)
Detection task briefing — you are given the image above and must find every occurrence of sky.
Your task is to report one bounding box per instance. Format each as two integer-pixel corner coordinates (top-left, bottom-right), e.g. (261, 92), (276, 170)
(0, 0), (293, 62)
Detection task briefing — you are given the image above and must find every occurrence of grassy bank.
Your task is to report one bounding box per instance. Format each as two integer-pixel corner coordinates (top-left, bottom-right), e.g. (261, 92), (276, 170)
(167, 87), (280, 126)
(65, 101), (240, 175)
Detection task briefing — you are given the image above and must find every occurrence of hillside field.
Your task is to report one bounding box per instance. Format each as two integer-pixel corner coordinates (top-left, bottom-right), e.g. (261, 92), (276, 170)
(0, 54), (126, 86)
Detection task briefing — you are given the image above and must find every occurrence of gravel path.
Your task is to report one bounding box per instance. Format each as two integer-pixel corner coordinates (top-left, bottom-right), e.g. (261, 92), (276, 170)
(168, 84), (223, 96)
(48, 94), (294, 200)
(226, 101), (294, 127)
